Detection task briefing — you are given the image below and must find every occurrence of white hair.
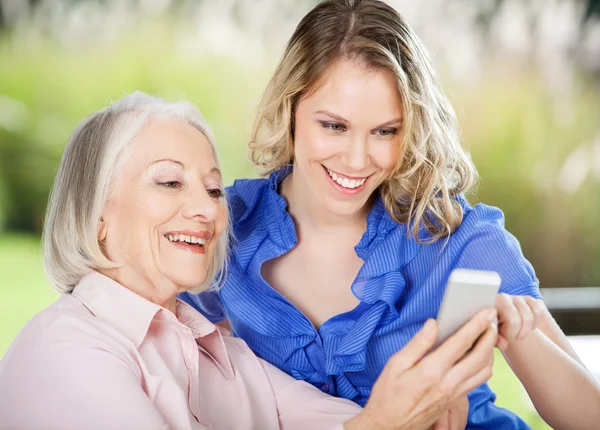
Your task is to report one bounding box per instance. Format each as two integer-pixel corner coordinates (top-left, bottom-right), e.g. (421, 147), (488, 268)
(42, 91), (230, 294)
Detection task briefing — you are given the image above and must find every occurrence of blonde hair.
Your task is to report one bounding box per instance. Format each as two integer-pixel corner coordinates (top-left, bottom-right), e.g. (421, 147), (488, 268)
(250, 0), (477, 242)
(43, 91), (230, 294)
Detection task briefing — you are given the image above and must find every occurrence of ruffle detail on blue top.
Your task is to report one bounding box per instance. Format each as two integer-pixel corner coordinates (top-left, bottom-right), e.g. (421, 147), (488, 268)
(224, 167), (429, 386)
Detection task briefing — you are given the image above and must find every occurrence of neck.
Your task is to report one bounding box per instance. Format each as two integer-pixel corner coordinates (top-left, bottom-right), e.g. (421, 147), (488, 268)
(99, 268), (179, 314)
(281, 170), (372, 236)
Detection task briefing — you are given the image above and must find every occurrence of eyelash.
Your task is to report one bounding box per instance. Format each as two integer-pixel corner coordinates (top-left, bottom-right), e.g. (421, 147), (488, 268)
(207, 189), (224, 199)
(320, 121), (347, 133)
(320, 122), (398, 138)
(159, 181), (182, 189)
(374, 128), (398, 138)
(158, 182), (223, 199)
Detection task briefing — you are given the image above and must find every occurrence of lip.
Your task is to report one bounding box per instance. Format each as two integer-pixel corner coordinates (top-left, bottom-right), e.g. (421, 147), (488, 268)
(321, 165), (370, 195)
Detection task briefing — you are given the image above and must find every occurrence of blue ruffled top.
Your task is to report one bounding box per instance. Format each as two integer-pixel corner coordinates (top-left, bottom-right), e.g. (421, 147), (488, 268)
(181, 167), (540, 429)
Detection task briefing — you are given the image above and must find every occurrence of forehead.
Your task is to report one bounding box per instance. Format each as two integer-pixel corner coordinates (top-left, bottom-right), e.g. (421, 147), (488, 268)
(129, 118), (218, 170)
(303, 59), (402, 121)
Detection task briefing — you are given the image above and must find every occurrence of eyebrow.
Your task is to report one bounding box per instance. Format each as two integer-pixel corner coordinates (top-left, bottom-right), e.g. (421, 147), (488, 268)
(209, 167), (223, 180)
(151, 158), (184, 168)
(150, 159), (222, 179)
(315, 110), (403, 128)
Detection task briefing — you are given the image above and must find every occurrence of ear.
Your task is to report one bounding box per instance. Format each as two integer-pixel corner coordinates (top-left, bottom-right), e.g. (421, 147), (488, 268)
(98, 216), (107, 241)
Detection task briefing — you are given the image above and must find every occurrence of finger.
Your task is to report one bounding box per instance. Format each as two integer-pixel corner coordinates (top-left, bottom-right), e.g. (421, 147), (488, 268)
(447, 396), (469, 429)
(525, 296), (545, 323)
(496, 334), (509, 351)
(426, 308), (496, 369)
(388, 319), (437, 374)
(440, 324), (497, 395)
(455, 354), (494, 396)
(431, 410), (450, 430)
(496, 294), (521, 342)
(513, 296), (535, 340)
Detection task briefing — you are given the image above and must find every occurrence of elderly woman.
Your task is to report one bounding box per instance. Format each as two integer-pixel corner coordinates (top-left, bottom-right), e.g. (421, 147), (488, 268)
(0, 92), (498, 430)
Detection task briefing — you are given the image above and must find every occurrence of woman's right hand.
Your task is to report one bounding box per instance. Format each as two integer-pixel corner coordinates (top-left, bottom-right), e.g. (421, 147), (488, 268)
(345, 308), (498, 430)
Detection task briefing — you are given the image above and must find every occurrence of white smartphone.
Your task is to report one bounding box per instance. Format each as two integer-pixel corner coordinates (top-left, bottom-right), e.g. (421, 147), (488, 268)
(434, 269), (501, 348)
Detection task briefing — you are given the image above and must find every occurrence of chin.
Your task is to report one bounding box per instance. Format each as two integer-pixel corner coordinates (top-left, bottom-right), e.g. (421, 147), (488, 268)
(323, 197), (369, 218)
(169, 273), (208, 292)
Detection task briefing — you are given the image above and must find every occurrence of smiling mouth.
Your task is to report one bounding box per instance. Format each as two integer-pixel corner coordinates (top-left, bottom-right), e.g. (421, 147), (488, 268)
(165, 233), (207, 254)
(321, 165), (371, 192)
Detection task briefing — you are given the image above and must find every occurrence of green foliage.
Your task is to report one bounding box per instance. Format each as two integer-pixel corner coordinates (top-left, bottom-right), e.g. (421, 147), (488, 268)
(0, 22), (599, 290)
(0, 26), (263, 232)
(0, 234), (57, 357)
(455, 70), (600, 289)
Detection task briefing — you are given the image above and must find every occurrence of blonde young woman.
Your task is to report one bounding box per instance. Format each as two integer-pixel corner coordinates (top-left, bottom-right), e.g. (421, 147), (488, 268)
(180, 1), (600, 429)
(0, 92), (499, 430)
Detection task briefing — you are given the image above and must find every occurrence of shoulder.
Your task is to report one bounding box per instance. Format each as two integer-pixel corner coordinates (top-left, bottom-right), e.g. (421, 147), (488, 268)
(447, 197), (540, 296)
(226, 177), (270, 226)
(450, 197), (518, 253)
(0, 297), (162, 430)
(1, 295), (138, 371)
(454, 198), (507, 239)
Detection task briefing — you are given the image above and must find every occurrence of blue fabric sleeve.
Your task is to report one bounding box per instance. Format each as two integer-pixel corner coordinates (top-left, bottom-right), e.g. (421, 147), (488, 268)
(452, 203), (541, 299)
(178, 290), (226, 324)
(467, 383), (531, 429)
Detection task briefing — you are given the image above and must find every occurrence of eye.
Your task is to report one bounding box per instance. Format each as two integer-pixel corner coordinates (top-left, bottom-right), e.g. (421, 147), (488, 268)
(374, 128), (398, 138)
(158, 181), (182, 189)
(207, 189), (224, 199)
(320, 121), (347, 133)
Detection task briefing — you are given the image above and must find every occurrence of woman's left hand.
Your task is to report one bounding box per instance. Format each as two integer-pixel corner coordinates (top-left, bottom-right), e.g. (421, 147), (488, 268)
(495, 294), (545, 351)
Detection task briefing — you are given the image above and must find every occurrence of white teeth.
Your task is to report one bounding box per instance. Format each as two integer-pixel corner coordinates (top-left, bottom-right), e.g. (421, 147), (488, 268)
(189, 236), (206, 245)
(325, 166), (368, 190)
(166, 234), (206, 245)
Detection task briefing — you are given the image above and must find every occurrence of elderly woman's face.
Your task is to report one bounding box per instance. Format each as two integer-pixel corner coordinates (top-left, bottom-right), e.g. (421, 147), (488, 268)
(99, 118), (226, 292)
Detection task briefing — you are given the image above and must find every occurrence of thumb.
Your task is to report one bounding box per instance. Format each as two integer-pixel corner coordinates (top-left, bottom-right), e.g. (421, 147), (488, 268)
(390, 319), (437, 374)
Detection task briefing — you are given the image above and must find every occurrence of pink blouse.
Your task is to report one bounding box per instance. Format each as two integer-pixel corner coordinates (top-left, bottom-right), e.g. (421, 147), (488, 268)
(0, 272), (361, 429)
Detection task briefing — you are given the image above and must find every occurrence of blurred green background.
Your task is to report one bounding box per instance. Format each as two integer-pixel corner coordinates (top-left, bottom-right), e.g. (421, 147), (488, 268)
(1, 1), (599, 429)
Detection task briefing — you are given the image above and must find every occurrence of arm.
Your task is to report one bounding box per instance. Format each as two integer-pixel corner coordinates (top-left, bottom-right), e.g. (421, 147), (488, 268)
(0, 318), (168, 430)
(495, 296), (600, 430)
(450, 203), (599, 427)
(260, 358), (362, 430)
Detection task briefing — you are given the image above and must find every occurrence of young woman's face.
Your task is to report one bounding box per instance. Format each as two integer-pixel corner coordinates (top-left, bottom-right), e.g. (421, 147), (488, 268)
(293, 59), (403, 218)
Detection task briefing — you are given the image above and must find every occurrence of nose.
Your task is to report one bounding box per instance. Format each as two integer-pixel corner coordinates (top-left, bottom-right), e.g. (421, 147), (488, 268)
(345, 134), (369, 172)
(182, 187), (220, 222)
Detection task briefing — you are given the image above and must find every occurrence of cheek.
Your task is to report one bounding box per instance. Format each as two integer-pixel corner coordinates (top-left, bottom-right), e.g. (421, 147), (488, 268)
(372, 143), (401, 172)
(107, 190), (176, 246)
(213, 206), (228, 238)
(295, 126), (338, 163)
